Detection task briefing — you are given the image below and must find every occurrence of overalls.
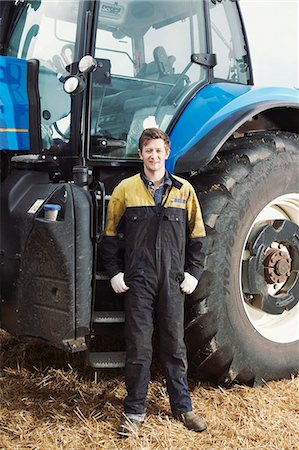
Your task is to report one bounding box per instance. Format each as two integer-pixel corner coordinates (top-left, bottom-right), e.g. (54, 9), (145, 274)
(102, 171), (205, 415)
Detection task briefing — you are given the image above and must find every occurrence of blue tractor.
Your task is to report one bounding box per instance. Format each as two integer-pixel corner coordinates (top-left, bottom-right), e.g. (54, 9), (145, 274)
(0, 0), (298, 385)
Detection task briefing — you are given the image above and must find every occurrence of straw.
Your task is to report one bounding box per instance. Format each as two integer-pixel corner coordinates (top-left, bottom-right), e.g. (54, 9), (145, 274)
(0, 330), (298, 450)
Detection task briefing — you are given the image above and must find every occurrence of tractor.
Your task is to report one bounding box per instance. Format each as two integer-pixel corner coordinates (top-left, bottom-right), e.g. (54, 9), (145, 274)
(0, 0), (298, 385)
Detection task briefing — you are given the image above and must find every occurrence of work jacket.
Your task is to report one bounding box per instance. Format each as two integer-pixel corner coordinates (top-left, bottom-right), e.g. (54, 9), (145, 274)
(101, 172), (206, 284)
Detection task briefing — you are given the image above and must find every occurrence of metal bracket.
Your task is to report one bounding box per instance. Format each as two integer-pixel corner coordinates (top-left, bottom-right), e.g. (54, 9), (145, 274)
(63, 336), (87, 353)
(93, 58), (111, 85)
(191, 53), (217, 69)
(66, 58), (111, 84)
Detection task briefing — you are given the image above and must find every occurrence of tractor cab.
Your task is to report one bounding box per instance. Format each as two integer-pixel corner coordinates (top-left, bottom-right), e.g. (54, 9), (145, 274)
(3, 0), (250, 169)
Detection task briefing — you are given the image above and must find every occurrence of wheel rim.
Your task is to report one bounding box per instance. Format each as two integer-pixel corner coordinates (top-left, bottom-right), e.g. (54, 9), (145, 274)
(240, 193), (299, 343)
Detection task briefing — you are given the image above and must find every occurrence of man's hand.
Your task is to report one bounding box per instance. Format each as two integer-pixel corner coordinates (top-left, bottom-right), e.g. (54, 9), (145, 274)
(110, 272), (130, 294)
(180, 272), (198, 295)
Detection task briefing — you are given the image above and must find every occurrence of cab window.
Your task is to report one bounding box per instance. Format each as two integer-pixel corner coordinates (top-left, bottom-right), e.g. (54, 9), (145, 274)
(209, 1), (250, 84)
(90, 0), (207, 160)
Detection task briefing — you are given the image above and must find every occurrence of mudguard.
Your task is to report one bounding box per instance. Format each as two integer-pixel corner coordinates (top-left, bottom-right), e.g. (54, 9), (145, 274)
(167, 83), (299, 173)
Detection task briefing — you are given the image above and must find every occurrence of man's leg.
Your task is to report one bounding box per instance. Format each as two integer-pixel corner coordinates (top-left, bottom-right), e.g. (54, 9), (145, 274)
(156, 278), (192, 415)
(157, 278), (207, 432)
(124, 286), (155, 416)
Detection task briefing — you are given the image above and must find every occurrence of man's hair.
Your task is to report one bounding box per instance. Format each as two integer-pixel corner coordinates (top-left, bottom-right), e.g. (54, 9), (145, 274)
(139, 128), (170, 152)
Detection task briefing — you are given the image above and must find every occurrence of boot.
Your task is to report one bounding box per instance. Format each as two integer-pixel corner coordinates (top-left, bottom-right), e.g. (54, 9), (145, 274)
(175, 411), (207, 432)
(117, 415), (143, 437)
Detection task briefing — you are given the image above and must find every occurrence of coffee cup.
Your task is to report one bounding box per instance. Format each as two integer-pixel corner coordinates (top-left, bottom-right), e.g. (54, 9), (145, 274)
(43, 204), (61, 221)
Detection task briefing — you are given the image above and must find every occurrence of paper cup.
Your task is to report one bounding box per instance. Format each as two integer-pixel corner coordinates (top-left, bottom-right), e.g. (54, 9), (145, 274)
(44, 204), (61, 221)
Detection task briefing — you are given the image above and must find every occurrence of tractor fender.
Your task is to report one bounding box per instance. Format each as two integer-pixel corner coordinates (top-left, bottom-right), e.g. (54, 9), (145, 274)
(167, 83), (299, 173)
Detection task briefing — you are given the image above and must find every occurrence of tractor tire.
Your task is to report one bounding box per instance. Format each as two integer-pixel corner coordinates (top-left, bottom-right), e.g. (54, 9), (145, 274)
(185, 131), (299, 385)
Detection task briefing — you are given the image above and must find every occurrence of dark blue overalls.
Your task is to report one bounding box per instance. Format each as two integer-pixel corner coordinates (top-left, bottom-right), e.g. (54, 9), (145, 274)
(102, 170), (206, 416)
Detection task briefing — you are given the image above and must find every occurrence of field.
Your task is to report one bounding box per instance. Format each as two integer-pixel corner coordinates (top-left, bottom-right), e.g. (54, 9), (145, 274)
(0, 330), (298, 450)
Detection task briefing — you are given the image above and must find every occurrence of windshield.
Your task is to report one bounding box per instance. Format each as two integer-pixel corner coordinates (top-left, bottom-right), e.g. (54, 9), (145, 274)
(90, 0), (207, 159)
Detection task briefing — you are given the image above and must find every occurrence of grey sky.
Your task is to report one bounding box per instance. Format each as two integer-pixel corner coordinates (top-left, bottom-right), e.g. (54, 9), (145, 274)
(240, 0), (299, 87)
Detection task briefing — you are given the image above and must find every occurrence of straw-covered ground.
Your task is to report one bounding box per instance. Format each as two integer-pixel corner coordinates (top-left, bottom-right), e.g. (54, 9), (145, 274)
(0, 330), (298, 450)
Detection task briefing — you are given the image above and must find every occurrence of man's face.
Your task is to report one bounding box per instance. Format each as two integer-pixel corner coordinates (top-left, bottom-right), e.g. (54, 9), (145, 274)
(138, 138), (170, 174)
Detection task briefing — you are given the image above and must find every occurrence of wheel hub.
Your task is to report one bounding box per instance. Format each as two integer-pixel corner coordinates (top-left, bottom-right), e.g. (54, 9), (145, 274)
(243, 220), (299, 315)
(263, 248), (292, 284)
(240, 192), (299, 343)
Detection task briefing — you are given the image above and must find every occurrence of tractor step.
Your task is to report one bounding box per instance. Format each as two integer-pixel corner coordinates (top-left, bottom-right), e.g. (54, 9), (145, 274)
(88, 351), (126, 368)
(92, 310), (125, 323)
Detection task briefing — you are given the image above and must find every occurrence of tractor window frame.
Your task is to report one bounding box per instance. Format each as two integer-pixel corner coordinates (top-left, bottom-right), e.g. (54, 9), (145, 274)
(207, 0), (251, 85)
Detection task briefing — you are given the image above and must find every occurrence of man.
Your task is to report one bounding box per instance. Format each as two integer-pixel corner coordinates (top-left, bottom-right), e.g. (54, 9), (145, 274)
(101, 128), (207, 436)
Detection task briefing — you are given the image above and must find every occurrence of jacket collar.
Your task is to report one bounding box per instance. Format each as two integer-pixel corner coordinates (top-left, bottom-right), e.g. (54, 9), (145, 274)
(140, 169), (182, 190)
(168, 172), (183, 190)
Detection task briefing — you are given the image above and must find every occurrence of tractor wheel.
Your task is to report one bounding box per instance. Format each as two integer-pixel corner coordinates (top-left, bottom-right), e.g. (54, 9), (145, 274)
(185, 132), (299, 385)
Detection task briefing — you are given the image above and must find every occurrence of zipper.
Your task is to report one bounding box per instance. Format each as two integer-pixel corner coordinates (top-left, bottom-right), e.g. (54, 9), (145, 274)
(155, 185), (174, 280)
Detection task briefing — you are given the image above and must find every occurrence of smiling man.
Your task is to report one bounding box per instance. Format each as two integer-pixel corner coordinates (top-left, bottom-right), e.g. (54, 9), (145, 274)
(101, 128), (207, 436)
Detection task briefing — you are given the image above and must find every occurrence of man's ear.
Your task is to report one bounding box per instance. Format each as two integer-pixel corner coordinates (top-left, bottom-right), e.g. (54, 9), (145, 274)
(138, 149), (143, 160)
(165, 149), (170, 159)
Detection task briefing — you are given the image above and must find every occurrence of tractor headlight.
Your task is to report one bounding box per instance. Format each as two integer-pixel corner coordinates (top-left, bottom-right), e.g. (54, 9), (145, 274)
(63, 75), (86, 95)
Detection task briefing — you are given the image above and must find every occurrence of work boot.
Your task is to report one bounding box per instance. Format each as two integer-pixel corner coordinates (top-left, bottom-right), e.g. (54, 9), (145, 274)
(117, 415), (143, 437)
(175, 411), (207, 432)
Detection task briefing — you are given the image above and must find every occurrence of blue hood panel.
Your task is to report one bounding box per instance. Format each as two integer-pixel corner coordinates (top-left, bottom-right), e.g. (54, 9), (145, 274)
(0, 56), (30, 151)
(167, 83), (299, 173)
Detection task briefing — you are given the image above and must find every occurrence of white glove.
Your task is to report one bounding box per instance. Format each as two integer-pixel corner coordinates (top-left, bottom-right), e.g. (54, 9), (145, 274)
(180, 272), (198, 295)
(110, 272), (130, 294)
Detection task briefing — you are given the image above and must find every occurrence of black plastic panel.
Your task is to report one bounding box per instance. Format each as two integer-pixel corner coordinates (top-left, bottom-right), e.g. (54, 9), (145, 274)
(0, 169), (93, 349)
